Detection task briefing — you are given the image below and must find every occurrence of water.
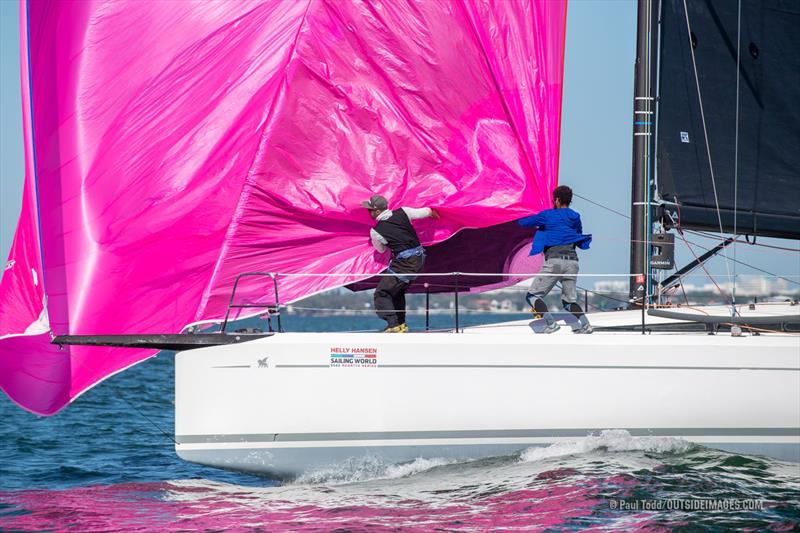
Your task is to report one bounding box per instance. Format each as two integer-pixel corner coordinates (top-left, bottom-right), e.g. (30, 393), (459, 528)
(2, 315), (799, 531)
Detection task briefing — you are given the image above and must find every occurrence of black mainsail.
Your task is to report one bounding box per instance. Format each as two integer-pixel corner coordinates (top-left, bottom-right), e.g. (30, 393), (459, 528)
(655, 0), (800, 239)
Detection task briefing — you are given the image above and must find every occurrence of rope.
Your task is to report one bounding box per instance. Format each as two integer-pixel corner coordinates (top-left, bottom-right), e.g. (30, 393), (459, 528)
(459, 322), (531, 330)
(573, 193), (631, 219)
(577, 285), (631, 306)
(58, 346), (178, 445)
(677, 277), (691, 306)
(573, 194), (796, 288)
(732, 0), (742, 311)
(681, 232), (800, 286)
(677, 229), (728, 298)
(685, 230), (800, 253)
(110, 381), (178, 445)
(682, 0), (734, 304)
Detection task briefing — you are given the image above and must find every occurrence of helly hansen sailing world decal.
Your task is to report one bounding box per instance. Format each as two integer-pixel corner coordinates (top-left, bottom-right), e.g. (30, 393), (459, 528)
(330, 346), (378, 367)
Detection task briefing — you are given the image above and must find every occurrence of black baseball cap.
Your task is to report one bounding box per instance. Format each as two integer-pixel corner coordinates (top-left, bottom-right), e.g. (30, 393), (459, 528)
(361, 195), (388, 210)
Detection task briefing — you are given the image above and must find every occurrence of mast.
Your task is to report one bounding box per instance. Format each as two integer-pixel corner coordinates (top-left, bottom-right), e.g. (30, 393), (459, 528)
(629, 0), (658, 306)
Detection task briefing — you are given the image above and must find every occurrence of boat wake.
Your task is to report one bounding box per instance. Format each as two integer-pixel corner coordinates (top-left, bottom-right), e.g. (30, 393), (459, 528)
(519, 429), (696, 463)
(294, 455), (459, 485)
(290, 429), (696, 486)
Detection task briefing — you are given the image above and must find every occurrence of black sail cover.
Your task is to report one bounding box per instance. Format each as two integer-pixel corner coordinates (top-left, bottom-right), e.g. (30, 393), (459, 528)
(657, 0), (800, 239)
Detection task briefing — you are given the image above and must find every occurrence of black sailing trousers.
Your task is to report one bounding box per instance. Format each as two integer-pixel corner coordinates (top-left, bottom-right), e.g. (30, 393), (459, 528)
(374, 254), (424, 327)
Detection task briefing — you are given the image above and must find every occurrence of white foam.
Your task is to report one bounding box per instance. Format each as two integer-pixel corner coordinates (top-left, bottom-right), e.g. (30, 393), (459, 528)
(295, 455), (458, 485)
(519, 429), (694, 462)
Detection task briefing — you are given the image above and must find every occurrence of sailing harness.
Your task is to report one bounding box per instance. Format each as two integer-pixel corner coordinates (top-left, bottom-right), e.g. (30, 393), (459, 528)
(386, 246), (425, 283)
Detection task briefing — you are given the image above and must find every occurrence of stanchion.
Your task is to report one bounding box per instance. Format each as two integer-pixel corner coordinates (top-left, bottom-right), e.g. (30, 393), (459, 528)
(454, 273), (460, 333)
(425, 282), (430, 332)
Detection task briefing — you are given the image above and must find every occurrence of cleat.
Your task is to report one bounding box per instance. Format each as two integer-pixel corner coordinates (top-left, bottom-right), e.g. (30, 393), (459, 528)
(399, 323), (409, 333)
(383, 324), (405, 333)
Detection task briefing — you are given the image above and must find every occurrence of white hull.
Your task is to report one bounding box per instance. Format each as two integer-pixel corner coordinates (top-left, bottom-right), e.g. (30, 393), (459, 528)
(175, 308), (800, 477)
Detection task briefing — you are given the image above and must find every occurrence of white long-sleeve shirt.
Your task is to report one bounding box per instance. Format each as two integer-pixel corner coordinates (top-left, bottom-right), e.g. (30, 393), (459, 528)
(370, 207), (433, 253)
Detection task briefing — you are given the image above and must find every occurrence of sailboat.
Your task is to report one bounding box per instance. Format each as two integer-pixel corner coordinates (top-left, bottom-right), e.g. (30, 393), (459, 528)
(1, 0), (797, 478)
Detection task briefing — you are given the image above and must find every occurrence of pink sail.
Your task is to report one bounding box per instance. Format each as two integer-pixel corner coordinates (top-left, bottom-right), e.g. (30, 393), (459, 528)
(0, 0), (567, 415)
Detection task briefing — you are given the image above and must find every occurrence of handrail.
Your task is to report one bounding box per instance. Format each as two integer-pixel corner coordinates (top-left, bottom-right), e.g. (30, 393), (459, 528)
(221, 272), (282, 333)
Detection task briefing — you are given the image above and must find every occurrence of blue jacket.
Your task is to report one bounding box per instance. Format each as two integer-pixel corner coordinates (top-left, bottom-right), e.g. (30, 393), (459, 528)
(518, 207), (592, 256)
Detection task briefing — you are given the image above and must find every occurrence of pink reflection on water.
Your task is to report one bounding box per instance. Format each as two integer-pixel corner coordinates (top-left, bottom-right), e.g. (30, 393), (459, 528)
(0, 478), (605, 532)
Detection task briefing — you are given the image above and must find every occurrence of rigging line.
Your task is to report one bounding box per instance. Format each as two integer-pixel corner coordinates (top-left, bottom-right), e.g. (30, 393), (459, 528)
(573, 193), (631, 219)
(571, 230), (797, 283)
(574, 199), (789, 256)
(109, 382), (178, 445)
(461, 323), (531, 330)
(576, 285), (631, 306)
(669, 245), (799, 286)
(733, 0), (742, 311)
(682, 0), (734, 304)
(494, 286), (638, 294)
(682, 232), (800, 286)
(550, 152), (793, 289)
(574, 198), (795, 251)
(677, 275), (691, 306)
(278, 272), (638, 278)
(676, 229), (728, 298)
(62, 346), (177, 445)
(657, 271), (690, 306)
(744, 241), (800, 253)
(572, 184), (796, 286)
(715, 258), (800, 287)
(675, 201), (797, 288)
(287, 306), (512, 315)
(685, 230), (800, 253)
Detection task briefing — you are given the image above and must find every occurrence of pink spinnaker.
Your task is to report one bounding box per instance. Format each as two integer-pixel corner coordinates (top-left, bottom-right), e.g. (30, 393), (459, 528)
(0, 0), (567, 415)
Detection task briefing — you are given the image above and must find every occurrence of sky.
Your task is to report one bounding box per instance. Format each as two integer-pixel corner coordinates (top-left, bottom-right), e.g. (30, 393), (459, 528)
(0, 0), (797, 291)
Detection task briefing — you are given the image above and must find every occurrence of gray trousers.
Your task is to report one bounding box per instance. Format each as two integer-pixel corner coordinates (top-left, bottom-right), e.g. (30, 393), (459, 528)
(529, 257), (579, 303)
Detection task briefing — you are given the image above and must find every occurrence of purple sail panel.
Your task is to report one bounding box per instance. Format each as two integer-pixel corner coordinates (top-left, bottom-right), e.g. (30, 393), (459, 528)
(0, 0), (567, 414)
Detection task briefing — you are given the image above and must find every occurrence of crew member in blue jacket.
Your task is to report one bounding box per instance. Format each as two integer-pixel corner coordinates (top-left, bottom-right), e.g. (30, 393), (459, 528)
(518, 185), (593, 334)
